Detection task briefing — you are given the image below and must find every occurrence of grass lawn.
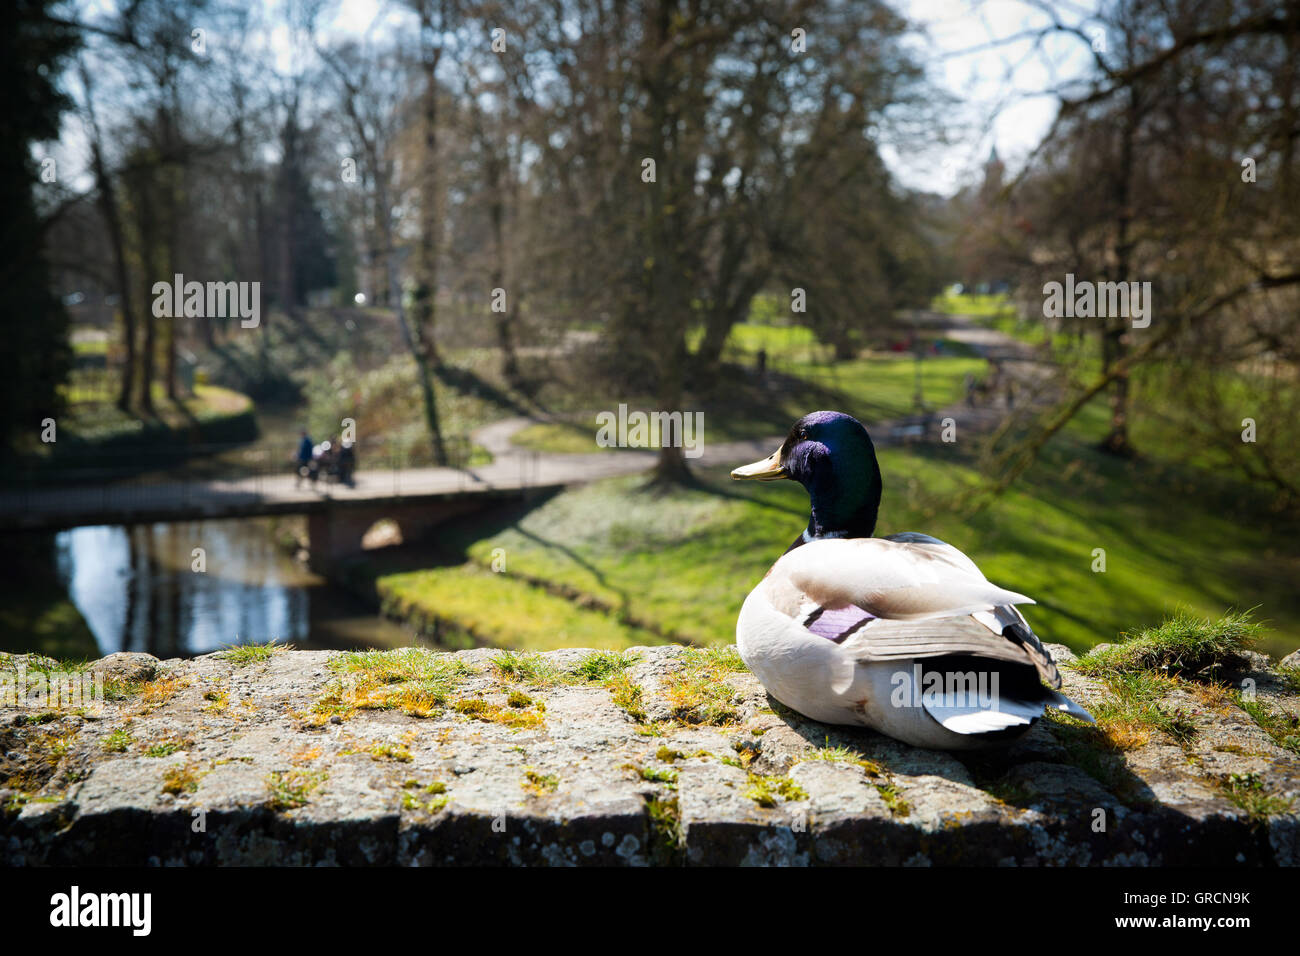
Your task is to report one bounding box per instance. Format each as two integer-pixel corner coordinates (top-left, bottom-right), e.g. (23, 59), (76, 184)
(932, 290), (1101, 359)
(376, 419), (1300, 659)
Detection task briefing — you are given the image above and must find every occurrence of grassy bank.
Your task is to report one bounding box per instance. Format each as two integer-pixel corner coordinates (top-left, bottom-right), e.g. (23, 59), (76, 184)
(11, 384), (258, 480)
(371, 434), (1299, 659)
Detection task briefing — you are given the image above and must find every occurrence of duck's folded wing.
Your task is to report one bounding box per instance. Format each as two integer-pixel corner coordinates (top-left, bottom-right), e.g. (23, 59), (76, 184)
(838, 616), (1035, 667)
(834, 613), (1061, 689)
(777, 536), (1033, 622)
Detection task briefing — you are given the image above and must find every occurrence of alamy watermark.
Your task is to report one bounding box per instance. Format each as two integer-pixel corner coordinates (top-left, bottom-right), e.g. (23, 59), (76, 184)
(889, 664), (1000, 709)
(49, 886), (151, 936)
(0, 663), (105, 713)
(595, 404), (705, 459)
(152, 273), (260, 328)
(1042, 273), (1151, 329)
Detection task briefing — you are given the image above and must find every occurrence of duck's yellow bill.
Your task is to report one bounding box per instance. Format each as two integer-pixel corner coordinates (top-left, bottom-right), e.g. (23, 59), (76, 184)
(730, 449), (787, 481)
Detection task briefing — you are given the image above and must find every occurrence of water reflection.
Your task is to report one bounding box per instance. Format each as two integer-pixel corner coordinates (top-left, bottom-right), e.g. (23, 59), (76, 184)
(54, 518), (412, 656)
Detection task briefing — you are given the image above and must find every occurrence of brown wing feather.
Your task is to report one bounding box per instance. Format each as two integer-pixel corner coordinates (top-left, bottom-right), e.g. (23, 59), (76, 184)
(839, 616), (1037, 669)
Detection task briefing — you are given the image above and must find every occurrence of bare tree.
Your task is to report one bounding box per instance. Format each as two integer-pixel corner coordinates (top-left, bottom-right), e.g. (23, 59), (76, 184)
(959, 0), (1300, 498)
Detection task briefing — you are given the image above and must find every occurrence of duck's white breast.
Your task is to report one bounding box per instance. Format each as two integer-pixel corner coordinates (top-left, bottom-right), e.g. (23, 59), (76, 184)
(736, 584), (864, 726)
(736, 583), (1011, 750)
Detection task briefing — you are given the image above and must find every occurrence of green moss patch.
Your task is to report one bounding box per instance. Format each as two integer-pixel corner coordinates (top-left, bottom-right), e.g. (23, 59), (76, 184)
(1217, 772), (1293, 820)
(1074, 610), (1262, 679)
(743, 773), (807, 808)
(220, 640), (291, 666)
(662, 647), (748, 726)
(522, 769), (558, 796)
(314, 648), (477, 721)
(162, 763), (203, 795)
(265, 769), (326, 811)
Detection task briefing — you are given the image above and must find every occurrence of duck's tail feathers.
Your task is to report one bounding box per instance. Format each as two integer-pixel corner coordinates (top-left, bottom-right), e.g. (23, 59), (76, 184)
(1001, 617), (1063, 689)
(1040, 687), (1095, 723)
(924, 687), (1094, 736)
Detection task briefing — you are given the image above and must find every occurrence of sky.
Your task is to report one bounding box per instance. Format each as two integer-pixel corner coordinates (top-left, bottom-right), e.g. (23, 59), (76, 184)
(888, 0), (1100, 195)
(68, 0), (1102, 199)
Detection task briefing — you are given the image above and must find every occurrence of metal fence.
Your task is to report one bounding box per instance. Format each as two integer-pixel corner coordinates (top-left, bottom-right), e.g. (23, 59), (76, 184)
(0, 434), (544, 526)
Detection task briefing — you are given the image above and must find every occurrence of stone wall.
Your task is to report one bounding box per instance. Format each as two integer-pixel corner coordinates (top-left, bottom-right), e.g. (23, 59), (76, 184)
(2, 642), (1297, 865)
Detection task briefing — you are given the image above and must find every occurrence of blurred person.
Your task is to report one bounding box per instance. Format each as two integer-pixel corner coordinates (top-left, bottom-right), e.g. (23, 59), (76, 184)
(294, 431), (313, 487)
(338, 439), (356, 486)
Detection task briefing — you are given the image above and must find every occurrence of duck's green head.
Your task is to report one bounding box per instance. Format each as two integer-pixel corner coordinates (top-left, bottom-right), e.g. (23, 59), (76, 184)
(731, 410), (882, 539)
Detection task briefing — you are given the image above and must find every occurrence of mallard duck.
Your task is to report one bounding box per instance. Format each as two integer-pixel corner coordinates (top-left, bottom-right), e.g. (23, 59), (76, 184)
(731, 410), (1093, 749)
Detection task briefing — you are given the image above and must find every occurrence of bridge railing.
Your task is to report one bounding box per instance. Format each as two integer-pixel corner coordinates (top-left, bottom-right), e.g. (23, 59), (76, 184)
(0, 433), (545, 524)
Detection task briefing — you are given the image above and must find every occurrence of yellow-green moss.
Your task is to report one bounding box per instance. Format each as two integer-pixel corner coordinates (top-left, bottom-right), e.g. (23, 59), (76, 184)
(101, 727), (133, 753)
(162, 763), (202, 795)
(265, 769), (326, 810)
(453, 696), (546, 729)
(743, 773), (807, 808)
(221, 640), (291, 666)
(1218, 772), (1293, 820)
(522, 769), (559, 796)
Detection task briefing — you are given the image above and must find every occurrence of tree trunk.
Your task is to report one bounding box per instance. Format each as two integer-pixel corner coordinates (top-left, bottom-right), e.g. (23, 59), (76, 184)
(136, 188), (159, 417)
(411, 4), (447, 463)
(411, 10), (442, 370)
(82, 65), (137, 413)
(1100, 66), (1139, 456)
(651, 374), (692, 487)
(163, 143), (181, 401)
(381, 188), (446, 468)
(487, 163), (521, 386)
(91, 141), (137, 413)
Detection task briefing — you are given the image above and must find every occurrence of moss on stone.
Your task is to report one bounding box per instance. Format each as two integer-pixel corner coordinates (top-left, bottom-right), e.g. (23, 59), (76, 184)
(571, 650), (638, 683)
(491, 651), (566, 686)
(142, 736), (192, 758)
(1232, 692), (1300, 756)
(101, 727), (133, 753)
(800, 740), (883, 776)
(645, 795), (683, 864)
(522, 768), (558, 796)
(265, 769), (326, 811)
(628, 764), (678, 788)
(1073, 610), (1261, 680)
(743, 773), (807, 807)
(220, 642), (288, 666)
(317, 648), (477, 721)
(606, 672), (647, 722)
(342, 738), (414, 762)
(1217, 772), (1293, 820)
(453, 696), (546, 729)
(162, 763), (202, 796)
(507, 689), (534, 708)
(132, 675), (193, 715)
(874, 782), (911, 818)
(662, 647), (747, 726)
